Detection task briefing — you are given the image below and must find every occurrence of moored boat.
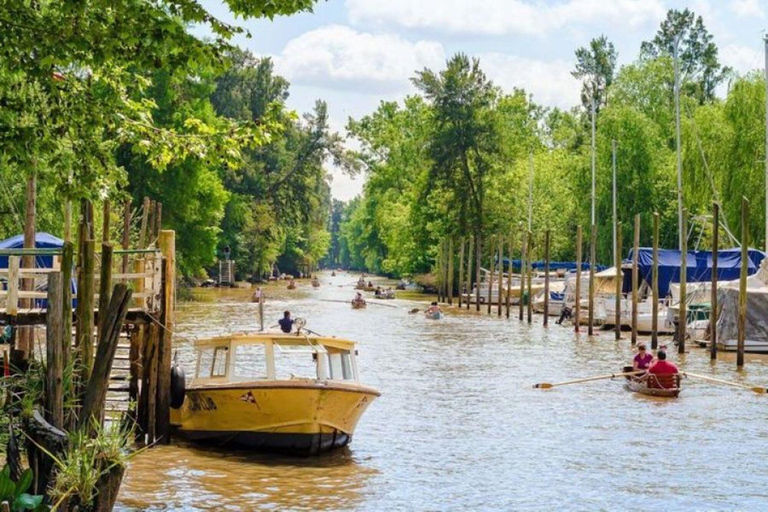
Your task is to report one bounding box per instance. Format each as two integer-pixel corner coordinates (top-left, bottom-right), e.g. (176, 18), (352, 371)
(170, 333), (379, 455)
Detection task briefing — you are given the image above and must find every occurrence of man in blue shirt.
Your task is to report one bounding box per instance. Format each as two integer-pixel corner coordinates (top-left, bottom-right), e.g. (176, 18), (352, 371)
(278, 311), (294, 333)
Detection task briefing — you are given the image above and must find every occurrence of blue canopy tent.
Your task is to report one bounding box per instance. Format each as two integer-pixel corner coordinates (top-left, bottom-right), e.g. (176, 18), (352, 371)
(624, 248), (766, 297)
(0, 232), (76, 307)
(500, 258), (607, 273)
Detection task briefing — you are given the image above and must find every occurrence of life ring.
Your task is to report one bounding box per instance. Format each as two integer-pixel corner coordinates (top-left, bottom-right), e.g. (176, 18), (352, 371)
(170, 364), (186, 409)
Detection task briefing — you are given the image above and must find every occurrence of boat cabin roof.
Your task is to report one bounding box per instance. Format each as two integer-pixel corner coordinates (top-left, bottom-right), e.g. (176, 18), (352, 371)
(193, 332), (356, 352)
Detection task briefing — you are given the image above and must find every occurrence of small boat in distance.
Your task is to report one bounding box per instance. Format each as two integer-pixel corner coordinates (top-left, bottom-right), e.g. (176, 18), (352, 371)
(311, 277), (320, 288)
(352, 297), (367, 309)
(170, 333), (379, 455)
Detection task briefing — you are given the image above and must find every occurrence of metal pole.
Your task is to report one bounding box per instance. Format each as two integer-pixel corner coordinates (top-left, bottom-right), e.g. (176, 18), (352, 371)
(674, 41), (684, 250)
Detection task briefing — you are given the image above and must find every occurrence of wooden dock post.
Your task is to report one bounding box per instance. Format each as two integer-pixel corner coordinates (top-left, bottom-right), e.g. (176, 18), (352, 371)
(652, 214), (660, 349)
(436, 239), (442, 303)
(102, 199), (111, 243)
(631, 215), (640, 346)
(139, 197), (150, 249)
(506, 233), (513, 319)
(129, 326), (142, 405)
(19, 173), (36, 359)
(76, 239), (96, 379)
(519, 231), (527, 321)
(97, 244), (114, 343)
(475, 233), (482, 312)
(121, 199), (131, 275)
(575, 225), (582, 332)
(614, 222), (622, 341)
(447, 237), (454, 306)
(157, 230), (176, 443)
(543, 230), (550, 326)
(527, 231), (533, 324)
(458, 237), (465, 308)
(497, 236), (504, 316)
(737, 198), (748, 367)
(466, 235), (473, 310)
(61, 242), (73, 368)
(678, 209), (687, 354)
(588, 224), (597, 335)
(45, 272), (64, 430)
(711, 203), (719, 361)
(487, 236), (495, 315)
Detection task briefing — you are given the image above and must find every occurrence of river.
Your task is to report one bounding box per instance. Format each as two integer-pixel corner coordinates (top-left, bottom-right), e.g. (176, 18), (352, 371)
(116, 271), (768, 511)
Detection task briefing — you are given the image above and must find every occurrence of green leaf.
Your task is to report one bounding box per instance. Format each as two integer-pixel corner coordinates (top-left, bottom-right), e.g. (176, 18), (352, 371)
(0, 471), (15, 501)
(13, 493), (43, 511)
(15, 469), (33, 496)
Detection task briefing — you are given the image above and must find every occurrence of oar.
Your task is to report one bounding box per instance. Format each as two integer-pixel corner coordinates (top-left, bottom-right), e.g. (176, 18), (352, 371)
(683, 372), (767, 394)
(319, 298), (399, 309)
(534, 370), (643, 389)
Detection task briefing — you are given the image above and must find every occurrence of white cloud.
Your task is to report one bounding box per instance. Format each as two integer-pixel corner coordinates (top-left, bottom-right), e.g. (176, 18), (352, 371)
(480, 53), (582, 109)
(729, 0), (765, 18)
(346, 0), (665, 36)
(720, 44), (763, 74)
(273, 25), (445, 93)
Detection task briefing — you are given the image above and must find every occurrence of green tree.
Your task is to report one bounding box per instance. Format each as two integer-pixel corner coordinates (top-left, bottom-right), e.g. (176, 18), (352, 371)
(572, 36), (618, 113)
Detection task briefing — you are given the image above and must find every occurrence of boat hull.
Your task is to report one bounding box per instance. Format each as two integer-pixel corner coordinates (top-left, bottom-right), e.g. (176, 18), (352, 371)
(171, 382), (379, 456)
(624, 379), (680, 398)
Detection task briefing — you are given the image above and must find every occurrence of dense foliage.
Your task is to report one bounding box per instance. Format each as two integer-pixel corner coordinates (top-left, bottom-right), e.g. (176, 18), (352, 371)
(330, 9), (766, 277)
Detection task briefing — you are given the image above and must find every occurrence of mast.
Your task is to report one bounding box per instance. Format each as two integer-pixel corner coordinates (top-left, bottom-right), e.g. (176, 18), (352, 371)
(674, 40), (684, 250)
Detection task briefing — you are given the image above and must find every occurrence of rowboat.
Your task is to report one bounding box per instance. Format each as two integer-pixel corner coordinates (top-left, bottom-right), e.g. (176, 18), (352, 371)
(425, 310), (443, 320)
(170, 333), (379, 455)
(351, 299), (367, 309)
(311, 279), (320, 288)
(621, 366), (681, 398)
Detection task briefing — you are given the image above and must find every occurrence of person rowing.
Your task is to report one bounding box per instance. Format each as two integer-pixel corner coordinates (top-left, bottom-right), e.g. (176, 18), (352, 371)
(632, 343), (653, 373)
(425, 301), (442, 317)
(638, 349), (679, 389)
(278, 310), (295, 333)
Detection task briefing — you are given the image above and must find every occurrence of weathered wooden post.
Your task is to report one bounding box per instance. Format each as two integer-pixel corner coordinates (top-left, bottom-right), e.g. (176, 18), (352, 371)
(129, 326), (142, 405)
(102, 200), (111, 243)
(614, 222), (622, 341)
(678, 209), (687, 354)
(588, 225), (596, 336)
(122, 199), (131, 275)
(97, 244), (114, 343)
(519, 231), (527, 321)
(737, 198), (748, 367)
(506, 233), (514, 319)
(711, 202), (719, 361)
(458, 237), (465, 308)
(527, 232), (533, 324)
(543, 230), (550, 327)
(497, 236), (504, 316)
(148, 200), (157, 244)
(447, 237), (454, 306)
(139, 197), (150, 249)
(487, 236), (495, 315)
(157, 230), (176, 443)
(18, 173), (36, 359)
(76, 239), (96, 380)
(61, 242), (73, 368)
(155, 202), (163, 239)
(436, 239), (443, 303)
(631, 215), (640, 346)
(466, 235), (473, 310)
(575, 225), (582, 332)
(45, 272), (64, 430)
(475, 233), (482, 312)
(652, 213), (660, 350)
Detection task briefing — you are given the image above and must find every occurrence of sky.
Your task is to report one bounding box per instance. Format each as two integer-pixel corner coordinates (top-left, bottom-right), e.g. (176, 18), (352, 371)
(199, 0), (768, 201)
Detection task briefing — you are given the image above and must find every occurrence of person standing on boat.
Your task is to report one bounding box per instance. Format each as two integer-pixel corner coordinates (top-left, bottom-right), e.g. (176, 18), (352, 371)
(632, 344), (653, 372)
(278, 311), (295, 333)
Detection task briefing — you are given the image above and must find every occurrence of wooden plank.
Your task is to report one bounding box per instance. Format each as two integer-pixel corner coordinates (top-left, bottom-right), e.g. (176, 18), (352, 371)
(7, 256), (19, 316)
(45, 273), (64, 430)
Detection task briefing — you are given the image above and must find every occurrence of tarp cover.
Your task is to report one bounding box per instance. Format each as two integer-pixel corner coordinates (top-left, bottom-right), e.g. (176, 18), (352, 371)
(501, 258), (607, 273)
(625, 248), (765, 297)
(0, 232), (64, 268)
(716, 287), (768, 342)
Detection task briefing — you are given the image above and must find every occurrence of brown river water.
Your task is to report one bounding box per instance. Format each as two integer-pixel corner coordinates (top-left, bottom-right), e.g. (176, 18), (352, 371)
(116, 272), (768, 511)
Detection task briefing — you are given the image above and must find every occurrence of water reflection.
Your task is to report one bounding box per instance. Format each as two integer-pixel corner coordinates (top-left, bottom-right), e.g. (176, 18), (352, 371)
(117, 271), (768, 511)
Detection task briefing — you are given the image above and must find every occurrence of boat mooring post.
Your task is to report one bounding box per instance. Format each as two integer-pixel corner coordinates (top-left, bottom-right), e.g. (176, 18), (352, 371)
(475, 233), (482, 312)
(544, 229), (550, 327)
(61, 241), (74, 369)
(588, 224), (596, 336)
(487, 236), (495, 315)
(738, 197), (749, 367)
(102, 199), (111, 243)
(447, 237), (454, 306)
(506, 232), (514, 318)
(436, 238), (442, 303)
(121, 199), (131, 276)
(575, 225), (582, 332)
(527, 231), (533, 324)
(711, 202), (719, 361)
(678, 209), (687, 354)
(652, 213), (660, 349)
(615, 221), (622, 341)
(458, 237), (465, 308)
(466, 235), (473, 310)
(631, 214), (640, 346)
(498, 236), (504, 316)
(519, 231), (527, 321)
